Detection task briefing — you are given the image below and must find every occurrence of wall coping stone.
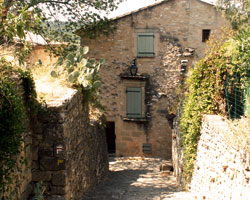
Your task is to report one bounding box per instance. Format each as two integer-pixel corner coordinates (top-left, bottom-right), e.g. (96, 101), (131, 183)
(46, 89), (77, 109)
(202, 114), (229, 135)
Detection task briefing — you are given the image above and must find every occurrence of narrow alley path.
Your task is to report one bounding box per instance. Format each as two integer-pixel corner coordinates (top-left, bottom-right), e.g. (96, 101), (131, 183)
(81, 157), (193, 200)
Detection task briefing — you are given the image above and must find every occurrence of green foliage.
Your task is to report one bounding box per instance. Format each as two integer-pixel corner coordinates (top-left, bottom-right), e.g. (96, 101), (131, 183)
(0, 59), (25, 196)
(19, 69), (41, 117)
(180, 57), (221, 185)
(180, 27), (250, 186)
(227, 117), (250, 151)
(51, 46), (104, 107)
(32, 182), (45, 200)
(0, 0), (124, 62)
(0, 58), (37, 197)
(0, 2), (44, 43)
(78, 18), (117, 39)
(217, 0), (250, 30)
(0, 1), (43, 64)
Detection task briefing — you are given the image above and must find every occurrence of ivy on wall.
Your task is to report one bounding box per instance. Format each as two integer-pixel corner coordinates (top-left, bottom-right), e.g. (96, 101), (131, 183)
(180, 27), (250, 186)
(0, 58), (37, 197)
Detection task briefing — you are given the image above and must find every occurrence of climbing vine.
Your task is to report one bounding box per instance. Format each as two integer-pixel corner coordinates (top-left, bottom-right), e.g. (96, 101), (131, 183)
(0, 58), (37, 197)
(180, 27), (250, 186)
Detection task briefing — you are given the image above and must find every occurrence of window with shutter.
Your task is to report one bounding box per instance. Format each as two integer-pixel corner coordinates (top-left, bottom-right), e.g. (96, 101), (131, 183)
(137, 32), (154, 57)
(126, 87), (142, 118)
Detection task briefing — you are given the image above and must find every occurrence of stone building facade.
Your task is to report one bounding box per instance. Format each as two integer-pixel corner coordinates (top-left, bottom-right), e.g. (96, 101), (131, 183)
(81, 0), (229, 159)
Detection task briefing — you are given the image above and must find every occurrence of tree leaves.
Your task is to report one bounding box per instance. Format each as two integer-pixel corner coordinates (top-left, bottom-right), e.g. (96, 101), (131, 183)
(0, 0), (123, 63)
(16, 24), (25, 39)
(217, 0), (250, 30)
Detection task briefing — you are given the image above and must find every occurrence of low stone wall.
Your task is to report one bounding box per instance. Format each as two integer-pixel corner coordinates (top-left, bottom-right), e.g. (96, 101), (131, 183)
(190, 115), (250, 199)
(4, 129), (33, 200)
(31, 90), (108, 200)
(13, 132), (33, 199)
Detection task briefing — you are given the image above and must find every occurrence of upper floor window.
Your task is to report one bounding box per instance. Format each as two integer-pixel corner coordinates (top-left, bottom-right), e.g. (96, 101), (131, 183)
(202, 29), (211, 42)
(137, 32), (155, 57)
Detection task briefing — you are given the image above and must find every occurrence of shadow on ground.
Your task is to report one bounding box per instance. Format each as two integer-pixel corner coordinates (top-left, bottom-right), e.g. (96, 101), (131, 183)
(81, 157), (187, 200)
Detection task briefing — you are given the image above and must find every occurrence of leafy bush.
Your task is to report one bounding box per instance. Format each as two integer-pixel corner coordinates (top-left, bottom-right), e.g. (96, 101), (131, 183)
(0, 60), (26, 195)
(227, 117), (250, 151)
(180, 27), (250, 186)
(0, 58), (37, 197)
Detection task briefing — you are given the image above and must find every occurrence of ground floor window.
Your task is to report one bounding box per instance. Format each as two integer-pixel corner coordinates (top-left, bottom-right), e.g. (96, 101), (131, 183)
(126, 87), (142, 118)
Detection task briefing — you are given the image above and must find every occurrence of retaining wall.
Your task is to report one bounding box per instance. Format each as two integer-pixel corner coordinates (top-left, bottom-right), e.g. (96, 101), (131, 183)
(190, 115), (250, 200)
(31, 89), (108, 200)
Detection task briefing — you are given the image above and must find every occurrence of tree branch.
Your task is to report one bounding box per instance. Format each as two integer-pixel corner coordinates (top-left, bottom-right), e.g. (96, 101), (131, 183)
(1, 0), (14, 22)
(27, 0), (71, 9)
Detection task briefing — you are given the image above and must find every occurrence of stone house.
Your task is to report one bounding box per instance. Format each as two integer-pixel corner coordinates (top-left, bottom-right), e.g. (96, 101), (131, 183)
(80, 0), (229, 159)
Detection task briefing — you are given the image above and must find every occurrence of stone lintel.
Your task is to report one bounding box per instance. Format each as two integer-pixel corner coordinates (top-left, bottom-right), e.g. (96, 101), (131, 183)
(120, 73), (149, 81)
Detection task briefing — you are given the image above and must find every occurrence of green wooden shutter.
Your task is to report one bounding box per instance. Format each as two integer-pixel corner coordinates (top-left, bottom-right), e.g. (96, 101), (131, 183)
(126, 87), (142, 118)
(137, 32), (154, 57)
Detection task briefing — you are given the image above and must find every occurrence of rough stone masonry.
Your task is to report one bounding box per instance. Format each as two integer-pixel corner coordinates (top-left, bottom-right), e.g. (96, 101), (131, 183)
(30, 90), (109, 200)
(190, 115), (250, 200)
(81, 0), (230, 159)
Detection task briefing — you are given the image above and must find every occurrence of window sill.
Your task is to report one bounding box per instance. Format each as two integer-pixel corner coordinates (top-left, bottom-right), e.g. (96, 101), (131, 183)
(120, 73), (149, 80)
(137, 56), (155, 58)
(122, 117), (148, 123)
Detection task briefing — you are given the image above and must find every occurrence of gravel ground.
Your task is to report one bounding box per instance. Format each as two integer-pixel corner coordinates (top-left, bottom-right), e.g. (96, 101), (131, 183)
(81, 157), (194, 200)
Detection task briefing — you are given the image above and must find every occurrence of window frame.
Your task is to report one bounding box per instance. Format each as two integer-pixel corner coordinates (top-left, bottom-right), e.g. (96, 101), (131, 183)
(202, 29), (211, 43)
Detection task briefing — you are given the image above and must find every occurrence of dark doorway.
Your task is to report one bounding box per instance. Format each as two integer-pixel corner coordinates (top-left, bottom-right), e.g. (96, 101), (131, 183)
(105, 122), (116, 154)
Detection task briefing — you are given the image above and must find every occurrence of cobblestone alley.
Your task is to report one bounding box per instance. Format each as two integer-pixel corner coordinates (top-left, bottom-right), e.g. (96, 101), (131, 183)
(81, 157), (193, 200)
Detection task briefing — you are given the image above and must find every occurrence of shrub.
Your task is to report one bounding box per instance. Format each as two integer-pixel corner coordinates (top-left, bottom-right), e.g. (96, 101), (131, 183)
(180, 27), (250, 186)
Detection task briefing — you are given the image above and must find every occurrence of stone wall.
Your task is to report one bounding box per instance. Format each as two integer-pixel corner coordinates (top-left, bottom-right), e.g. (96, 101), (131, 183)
(81, 0), (229, 159)
(29, 45), (57, 66)
(190, 115), (250, 199)
(13, 132), (33, 200)
(0, 77), (33, 200)
(31, 89), (108, 200)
